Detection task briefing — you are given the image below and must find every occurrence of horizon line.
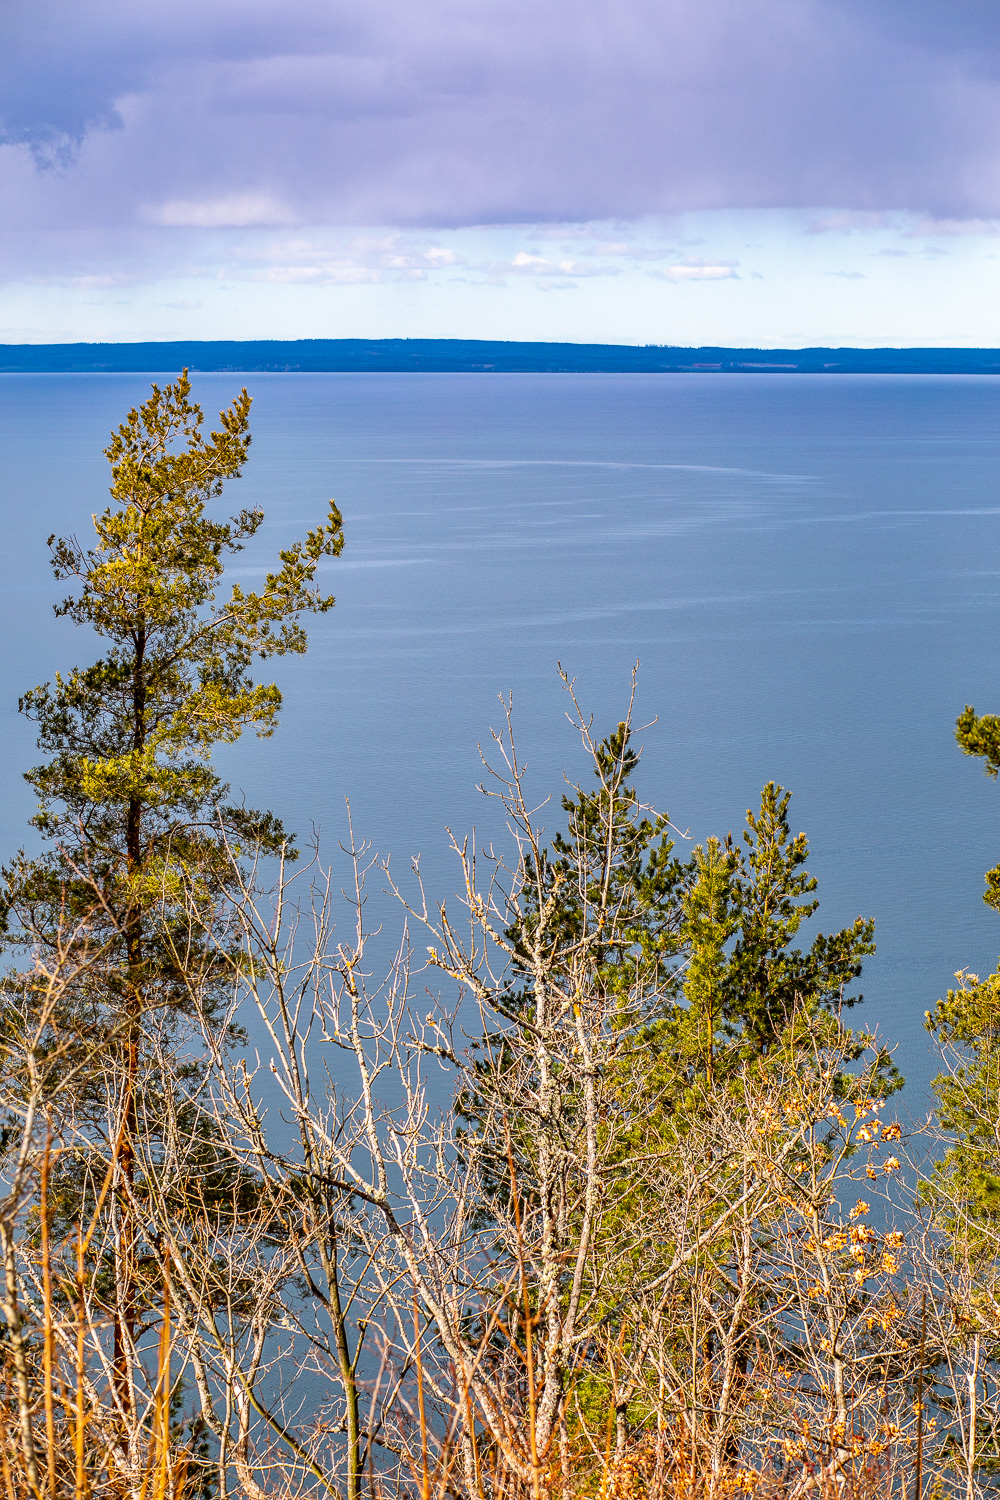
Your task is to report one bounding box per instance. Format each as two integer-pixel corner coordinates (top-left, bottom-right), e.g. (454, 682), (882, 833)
(2, 337), (1000, 375)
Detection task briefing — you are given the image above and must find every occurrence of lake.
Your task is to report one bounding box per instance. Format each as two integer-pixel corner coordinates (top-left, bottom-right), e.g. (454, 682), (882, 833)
(2, 370), (1000, 1105)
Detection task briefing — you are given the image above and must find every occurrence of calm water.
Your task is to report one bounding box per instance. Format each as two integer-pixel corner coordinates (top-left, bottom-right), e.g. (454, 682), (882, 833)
(3, 371), (1000, 1104)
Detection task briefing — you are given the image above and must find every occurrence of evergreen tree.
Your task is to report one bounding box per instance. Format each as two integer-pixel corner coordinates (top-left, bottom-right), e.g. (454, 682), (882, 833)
(925, 969), (1000, 1226)
(470, 720), (887, 1221)
(680, 781), (877, 1068)
(631, 780), (887, 1138)
(1, 370), (343, 1420)
(8, 369), (342, 992)
(510, 726), (878, 1082)
(505, 717), (690, 1018)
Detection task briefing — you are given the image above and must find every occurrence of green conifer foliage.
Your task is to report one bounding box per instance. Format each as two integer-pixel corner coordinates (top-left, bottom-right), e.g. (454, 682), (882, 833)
(721, 782), (876, 1053)
(676, 835), (739, 1085)
(6, 369), (343, 1019)
(926, 970), (1000, 1226)
(0, 370), (343, 1411)
(488, 721), (885, 1168)
(506, 718), (690, 1016)
(507, 724), (878, 1079)
(643, 782), (877, 1097)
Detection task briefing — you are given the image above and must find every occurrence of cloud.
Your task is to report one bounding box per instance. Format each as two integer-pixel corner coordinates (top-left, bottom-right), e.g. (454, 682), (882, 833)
(904, 217), (1000, 236)
(68, 273), (135, 289)
(144, 194), (296, 228)
(5, 0), (1000, 279)
(657, 258), (739, 281)
(804, 212), (896, 235)
(826, 269), (866, 278)
(224, 233), (462, 284)
(0, 227), (464, 289)
(484, 252), (621, 279)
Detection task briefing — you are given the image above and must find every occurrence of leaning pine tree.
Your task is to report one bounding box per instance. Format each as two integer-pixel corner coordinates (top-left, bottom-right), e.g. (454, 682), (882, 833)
(1, 371), (342, 1456)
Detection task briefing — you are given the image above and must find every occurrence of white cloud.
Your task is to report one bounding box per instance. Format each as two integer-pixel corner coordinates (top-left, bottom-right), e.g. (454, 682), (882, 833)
(657, 258), (739, 281)
(216, 232), (462, 284)
(510, 252), (551, 271)
(409, 246), (456, 267)
(486, 251), (620, 278)
(6, 208), (1000, 348)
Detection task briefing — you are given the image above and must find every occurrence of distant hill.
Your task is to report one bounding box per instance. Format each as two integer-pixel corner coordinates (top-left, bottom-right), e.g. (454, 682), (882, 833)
(2, 339), (1000, 374)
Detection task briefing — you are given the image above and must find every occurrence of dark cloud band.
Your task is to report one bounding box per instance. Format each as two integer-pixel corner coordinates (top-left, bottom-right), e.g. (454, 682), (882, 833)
(3, 0), (1000, 231)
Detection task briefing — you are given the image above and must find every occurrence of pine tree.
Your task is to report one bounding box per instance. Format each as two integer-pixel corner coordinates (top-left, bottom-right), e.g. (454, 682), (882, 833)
(505, 716), (690, 1017)
(925, 970), (1000, 1226)
(457, 704), (890, 1470)
(2, 370), (343, 1423)
(712, 781), (876, 1057)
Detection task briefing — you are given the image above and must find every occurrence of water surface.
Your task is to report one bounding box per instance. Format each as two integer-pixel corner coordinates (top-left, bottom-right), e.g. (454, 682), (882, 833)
(3, 371), (1000, 1103)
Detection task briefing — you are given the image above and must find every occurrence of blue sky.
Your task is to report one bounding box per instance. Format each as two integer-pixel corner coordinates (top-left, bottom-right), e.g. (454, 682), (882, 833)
(5, 0), (1000, 346)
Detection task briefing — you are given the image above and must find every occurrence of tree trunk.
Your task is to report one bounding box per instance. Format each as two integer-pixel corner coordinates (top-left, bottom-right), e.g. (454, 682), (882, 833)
(0, 1217), (41, 1495)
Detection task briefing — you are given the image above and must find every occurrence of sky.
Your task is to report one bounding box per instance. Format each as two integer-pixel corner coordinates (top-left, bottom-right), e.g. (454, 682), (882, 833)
(5, 0), (1000, 346)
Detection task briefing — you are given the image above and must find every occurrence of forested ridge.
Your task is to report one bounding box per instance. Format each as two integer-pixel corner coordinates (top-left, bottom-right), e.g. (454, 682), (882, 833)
(4, 341), (1000, 375)
(2, 376), (1000, 1500)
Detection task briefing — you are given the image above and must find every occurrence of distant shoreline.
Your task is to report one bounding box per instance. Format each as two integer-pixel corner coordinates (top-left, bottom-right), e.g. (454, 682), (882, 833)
(2, 338), (1000, 375)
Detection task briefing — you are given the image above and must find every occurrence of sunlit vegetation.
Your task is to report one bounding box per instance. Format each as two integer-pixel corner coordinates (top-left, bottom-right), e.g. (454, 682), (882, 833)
(1, 376), (999, 1500)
